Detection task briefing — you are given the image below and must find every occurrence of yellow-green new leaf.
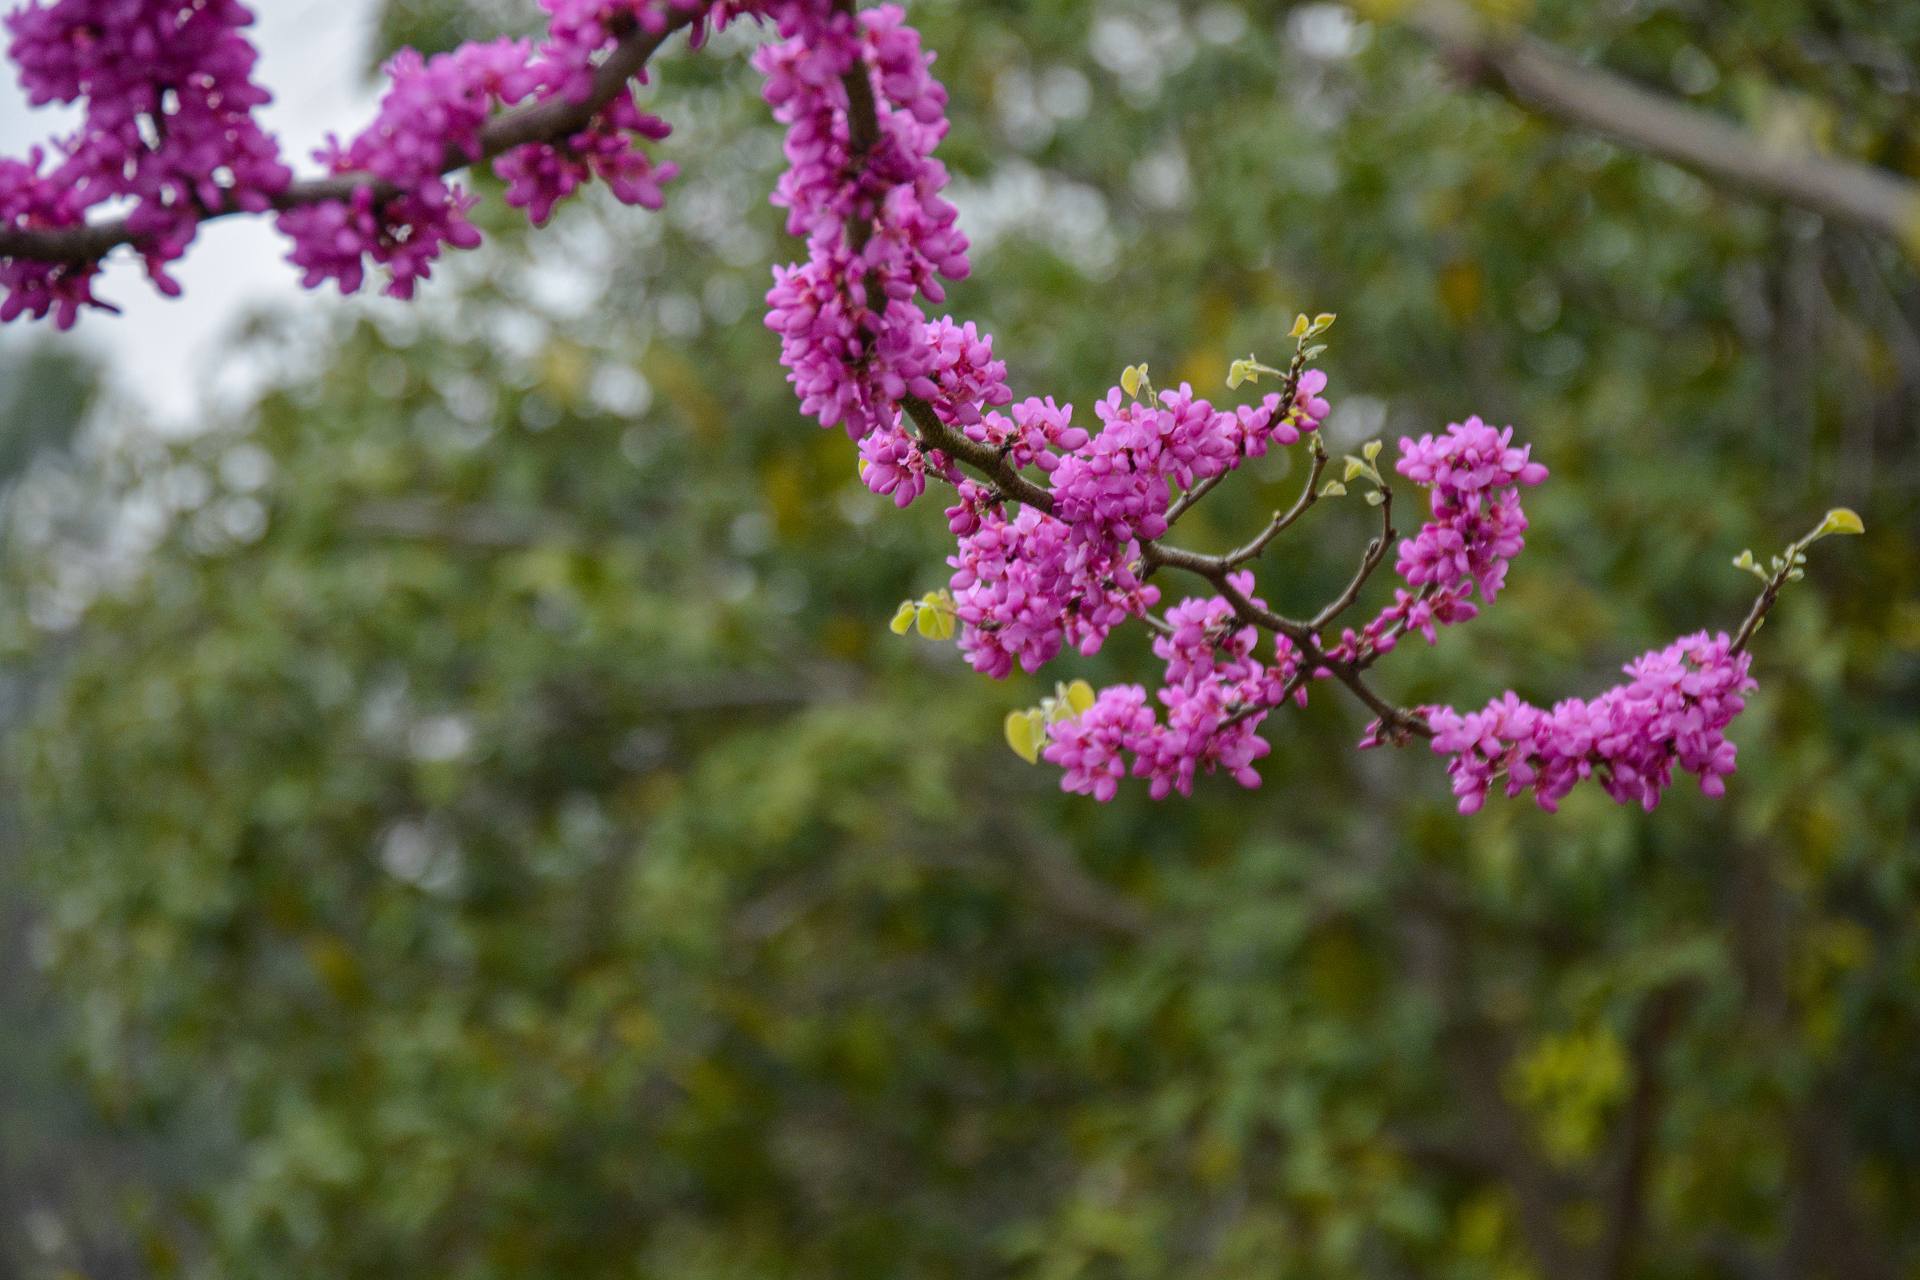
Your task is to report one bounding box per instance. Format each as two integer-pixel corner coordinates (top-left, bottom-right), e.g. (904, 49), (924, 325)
(1812, 507), (1865, 540)
(1065, 679), (1096, 715)
(889, 601), (917, 635)
(914, 598), (955, 641)
(1004, 710), (1045, 764)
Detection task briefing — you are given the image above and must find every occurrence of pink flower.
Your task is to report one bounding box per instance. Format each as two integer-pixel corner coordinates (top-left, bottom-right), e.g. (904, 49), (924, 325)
(277, 6), (700, 297)
(1040, 576), (1304, 801)
(1423, 631), (1755, 815)
(3, 0), (291, 321)
(1329, 417), (1547, 668)
(757, 3), (972, 445)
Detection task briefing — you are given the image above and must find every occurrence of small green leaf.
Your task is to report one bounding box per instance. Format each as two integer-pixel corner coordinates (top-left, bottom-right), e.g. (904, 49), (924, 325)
(1365, 490), (1385, 506)
(1302, 344), (1328, 360)
(1065, 679), (1096, 715)
(1226, 359), (1249, 390)
(889, 601), (916, 635)
(1811, 507), (1865, 540)
(1321, 480), (1347, 498)
(1289, 314), (1311, 339)
(914, 591), (956, 640)
(1120, 364), (1145, 398)
(1004, 710), (1044, 764)
(1343, 457), (1368, 482)
(1362, 439), (1382, 462)
(1310, 312), (1336, 335)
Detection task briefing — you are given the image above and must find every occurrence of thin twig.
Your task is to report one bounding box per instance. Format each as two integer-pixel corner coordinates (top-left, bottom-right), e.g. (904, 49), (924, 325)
(1220, 668), (1306, 731)
(1349, 582), (1437, 672)
(1143, 539), (1433, 739)
(1222, 437), (1330, 566)
(1310, 482), (1394, 630)
(1163, 470), (1225, 527)
(1167, 347), (1310, 529)
(1731, 566), (1789, 655)
(1731, 519), (1833, 654)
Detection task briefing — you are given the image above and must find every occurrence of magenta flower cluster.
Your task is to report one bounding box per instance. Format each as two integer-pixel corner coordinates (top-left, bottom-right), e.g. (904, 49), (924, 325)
(1394, 417), (1548, 600)
(751, 0), (1324, 728)
(1045, 578), (1304, 801)
(758, 0), (971, 452)
(1329, 416), (1548, 666)
(1, 0), (291, 325)
(942, 381), (1304, 684)
(748, 6), (1333, 797)
(0, 0), (729, 322)
(280, 1), (716, 298)
(1424, 631), (1756, 814)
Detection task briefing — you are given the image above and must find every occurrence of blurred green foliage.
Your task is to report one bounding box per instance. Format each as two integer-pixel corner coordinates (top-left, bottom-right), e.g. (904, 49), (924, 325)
(5, 1), (1920, 1277)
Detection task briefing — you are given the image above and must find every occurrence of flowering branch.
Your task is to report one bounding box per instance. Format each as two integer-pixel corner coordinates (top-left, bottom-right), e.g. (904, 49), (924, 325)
(1731, 508), (1864, 654)
(1, 0), (1865, 814)
(0, 10), (700, 267)
(1218, 440), (1330, 567)
(900, 396), (1054, 510)
(1, 0), (727, 323)
(1310, 481), (1395, 630)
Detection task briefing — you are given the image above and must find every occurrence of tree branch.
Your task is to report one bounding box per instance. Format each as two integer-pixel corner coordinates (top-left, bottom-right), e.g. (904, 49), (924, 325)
(1404, 0), (1920, 251)
(1140, 538), (1435, 738)
(0, 10), (703, 264)
(899, 396), (1056, 510)
(1221, 436), (1329, 566)
(1309, 482), (1394, 630)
